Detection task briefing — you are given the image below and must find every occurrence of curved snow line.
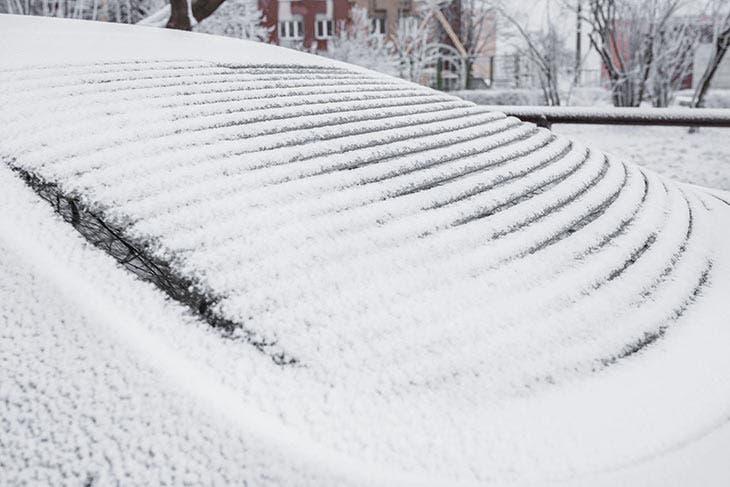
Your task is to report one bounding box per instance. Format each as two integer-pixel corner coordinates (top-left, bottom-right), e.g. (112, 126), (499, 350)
(0, 209), (461, 487)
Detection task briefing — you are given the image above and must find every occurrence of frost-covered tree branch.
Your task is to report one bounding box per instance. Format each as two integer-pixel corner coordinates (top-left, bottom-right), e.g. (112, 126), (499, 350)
(138, 0), (268, 40)
(583, 0), (684, 107)
(0, 0), (156, 23)
(390, 5), (438, 84)
(323, 7), (400, 75)
(691, 3), (730, 108)
(456, 0), (497, 88)
(498, 0), (572, 105)
(648, 16), (699, 107)
(194, 0), (269, 40)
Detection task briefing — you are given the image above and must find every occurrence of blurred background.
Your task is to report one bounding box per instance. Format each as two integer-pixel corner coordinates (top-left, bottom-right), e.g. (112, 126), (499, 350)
(3, 0), (729, 189)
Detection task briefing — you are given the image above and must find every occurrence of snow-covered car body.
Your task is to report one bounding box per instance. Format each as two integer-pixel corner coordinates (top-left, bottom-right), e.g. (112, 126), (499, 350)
(1, 14), (730, 486)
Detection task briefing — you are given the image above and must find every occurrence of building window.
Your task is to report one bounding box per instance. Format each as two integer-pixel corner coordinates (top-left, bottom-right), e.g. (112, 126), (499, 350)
(279, 18), (304, 40)
(315, 17), (333, 39)
(370, 16), (386, 36)
(398, 16), (417, 36)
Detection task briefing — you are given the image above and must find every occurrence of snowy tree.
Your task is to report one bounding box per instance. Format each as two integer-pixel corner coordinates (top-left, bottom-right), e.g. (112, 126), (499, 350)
(391, 11), (436, 84)
(648, 15), (699, 107)
(138, 0), (248, 31)
(582, 0), (686, 107)
(194, 0), (269, 41)
(324, 7), (400, 76)
(448, 0), (497, 88)
(0, 0), (160, 23)
(326, 5), (463, 86)
(138, 0), (267, 41)
(166, 0), (197, 30)
(690, 2), (730, 109)
(499, 1), (573, 105)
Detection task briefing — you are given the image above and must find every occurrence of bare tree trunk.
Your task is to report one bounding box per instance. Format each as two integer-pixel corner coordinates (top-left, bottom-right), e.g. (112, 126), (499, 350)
(166, 0), (192, 30)
(190, 0), (226, 23)
(609, 75), (638, 107)
(500, 5), (566, 106)
(574, 0), (582, 84)
(691, 14), (730, 109)
(465, 59), (473, 89)
(585, 0), (682, 107)
(688, 11), (730, 133)
(166, 0), (227, 30)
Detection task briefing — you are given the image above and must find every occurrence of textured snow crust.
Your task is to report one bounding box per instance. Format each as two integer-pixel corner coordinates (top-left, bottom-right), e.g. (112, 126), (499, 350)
(2, 15), (730, 486)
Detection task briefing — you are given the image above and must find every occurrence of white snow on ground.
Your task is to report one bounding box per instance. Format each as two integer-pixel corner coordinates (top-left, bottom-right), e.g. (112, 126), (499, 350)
(2, 15), (730, 486)
(554, 124), (730, 191)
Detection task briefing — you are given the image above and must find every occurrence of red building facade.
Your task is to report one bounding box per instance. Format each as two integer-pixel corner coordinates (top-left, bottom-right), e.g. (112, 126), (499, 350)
(259, 0), (351, 51)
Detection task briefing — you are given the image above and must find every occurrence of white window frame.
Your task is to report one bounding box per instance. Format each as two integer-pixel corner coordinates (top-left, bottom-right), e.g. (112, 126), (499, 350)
(315, 17), (333, 39)
(370, 16), (386, 36)
(398, 16), (417, 36)
(279, 17), (304, 40)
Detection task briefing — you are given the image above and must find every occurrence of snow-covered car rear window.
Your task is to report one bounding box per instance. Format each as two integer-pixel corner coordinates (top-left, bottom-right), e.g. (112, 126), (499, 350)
(2, 15), (730, 486)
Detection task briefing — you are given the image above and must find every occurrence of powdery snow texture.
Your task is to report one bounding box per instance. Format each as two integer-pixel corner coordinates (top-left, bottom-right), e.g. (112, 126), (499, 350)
(553, 124), (730, 191)
(1, 15), (730, 486)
